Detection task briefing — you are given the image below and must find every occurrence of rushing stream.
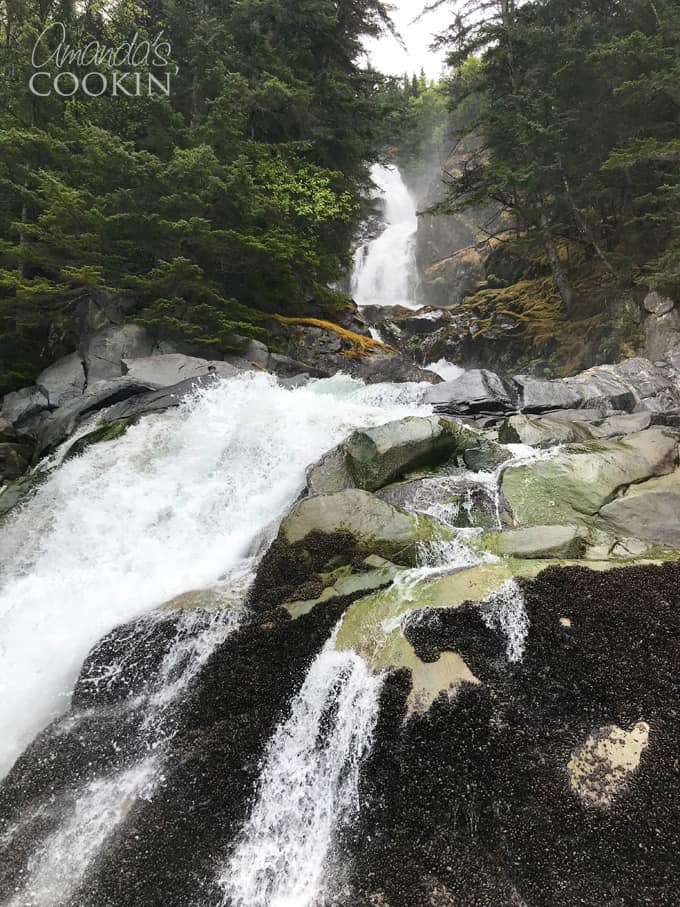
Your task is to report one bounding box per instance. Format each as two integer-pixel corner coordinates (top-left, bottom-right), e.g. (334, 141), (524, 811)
(0, 164), (519, 907)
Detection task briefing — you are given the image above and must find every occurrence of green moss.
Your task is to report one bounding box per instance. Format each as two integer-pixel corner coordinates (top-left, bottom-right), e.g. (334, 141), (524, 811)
(64, 419), (136, 460)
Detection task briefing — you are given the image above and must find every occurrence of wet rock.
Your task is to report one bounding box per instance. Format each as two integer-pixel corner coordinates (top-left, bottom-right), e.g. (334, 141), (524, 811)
(81, 324), (156, 382)
(344, 562), (680, 906)
(0, 386), (50, 427)
(567, 721), (650, 808)
(279, 489), (453, 567)
(499, 414), (595, 447)
(64, 419), (135, 460)
(122, 354), (240, 387)
(563, 368), (636, 412)
(35, 377), (158, 455)
(599, 469), (680, 548)
(0, 443), (32, 481)
(516, 376), (582, 413)
(306, 416), (505, 495)
(502, 429), (678, 526)
(103, 374), (221, 422)
(37, 352), (86, 407)
(350, 355), (441, 385)
(482, 525), (589, 559)
(592, 411), (652, 438)
(425, 369), (515, 415)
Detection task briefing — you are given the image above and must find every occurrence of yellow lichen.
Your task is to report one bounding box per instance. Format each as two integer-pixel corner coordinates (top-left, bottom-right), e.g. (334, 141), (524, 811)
(272, 315), (395, 358)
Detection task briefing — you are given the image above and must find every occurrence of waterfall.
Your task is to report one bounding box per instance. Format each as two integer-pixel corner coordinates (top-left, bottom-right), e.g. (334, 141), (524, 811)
(0, 372), (429, 779)
(2, 608), (239, 907)
(351, 164), (419, 309)
(220, 631), (383, 907)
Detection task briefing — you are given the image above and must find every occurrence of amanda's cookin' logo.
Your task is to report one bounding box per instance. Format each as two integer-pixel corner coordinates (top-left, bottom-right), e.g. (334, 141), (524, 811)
(29, 22), (177, 97)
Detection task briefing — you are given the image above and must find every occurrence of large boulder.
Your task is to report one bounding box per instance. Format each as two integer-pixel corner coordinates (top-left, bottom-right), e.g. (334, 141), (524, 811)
(502, 429), (678, 526)
(499, 414), (595, 448)
(102, 374), (221, 422)
(1, 386), (50, 426)
(36, 353), (86, 407)
(122, 354), (239, 387)
(425, 368), (515, 415)
(599, 469), (680, 548)
(563, 369), (636, 412)
(482, 525), (589, 559)
(515, 376), (582, 413)
(306, 416), (508, 495)
(279, 489), (452, 566)
(34, 377), (158, 455)
(81, 324), (156, 382)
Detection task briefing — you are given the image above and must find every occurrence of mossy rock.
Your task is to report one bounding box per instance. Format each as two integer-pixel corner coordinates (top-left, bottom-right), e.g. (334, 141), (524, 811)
(64, 418), (136, 460)
(502, 429), (678, 527)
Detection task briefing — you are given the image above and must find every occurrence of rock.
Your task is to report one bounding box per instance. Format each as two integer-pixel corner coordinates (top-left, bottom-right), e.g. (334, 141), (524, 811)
(81, 324), (156, 382)
(516, 376), (582, 413)
(0, 473), (44, 517)
(279, 489), (453, 567)
(35, 377), (158, 455)
(350, 356), (442, 385)
(645, 306), (680, 360)
(592, 412), (652, 438)
(64, 419), (135, 460)
(0, 443), (31, 481)
(122, 354), (240, 387)
(568, 721), (650, 808)
(1, 386), (50, 427)
(284, 558), (402, 619)
(425, 369), (515, 415)
(0, 418), (17, 442)
(563, 369), (636, 412)
(498, 414), (595, 448)
(482, 525), (588, 559)
(605, 357), (672, 401)
(306, 416), (506, 495)
(103, 374), (221, 423)
(599, 469), (680, 548)
(267, 353), (329, 379)
(539, 408), (609, 423)
(643, 290), (675, 316)
(224, 337), (269, 370)
(36, 352), (86, 407)
(502, 429), (678, 526)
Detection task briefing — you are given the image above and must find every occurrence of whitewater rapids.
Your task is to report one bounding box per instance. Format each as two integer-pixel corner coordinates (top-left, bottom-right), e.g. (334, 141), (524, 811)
(0, 372), (431, 778)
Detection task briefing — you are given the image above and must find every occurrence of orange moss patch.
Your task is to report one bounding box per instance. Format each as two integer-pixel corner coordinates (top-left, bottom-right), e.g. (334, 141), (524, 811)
(272, 315), (395, 359)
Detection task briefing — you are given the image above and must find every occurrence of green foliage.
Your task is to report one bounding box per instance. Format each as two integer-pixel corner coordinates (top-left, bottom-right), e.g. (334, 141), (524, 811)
(439, 0), (680, 313)
(0, 0), (392, 392)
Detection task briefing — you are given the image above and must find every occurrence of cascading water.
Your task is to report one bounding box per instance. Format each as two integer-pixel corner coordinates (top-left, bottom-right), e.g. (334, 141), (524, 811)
(220, 630), (383, 907)
(0, 372), (429, 780)
(351, 164), (419, 309)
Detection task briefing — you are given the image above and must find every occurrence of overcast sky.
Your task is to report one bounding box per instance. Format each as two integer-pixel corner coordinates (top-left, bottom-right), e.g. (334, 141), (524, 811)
(363, 1), (452, 80)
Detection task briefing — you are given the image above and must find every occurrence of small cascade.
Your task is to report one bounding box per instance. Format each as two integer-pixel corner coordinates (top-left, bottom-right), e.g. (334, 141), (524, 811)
(220, 631), (383, 907)
(479, 579), (530, 662)
(351, 164), (419, 309)
(0, 372), (429, 779)
(3, 609), (238, 907)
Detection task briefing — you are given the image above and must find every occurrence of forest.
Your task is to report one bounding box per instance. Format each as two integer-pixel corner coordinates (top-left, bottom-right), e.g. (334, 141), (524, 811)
(0, 0), (678, 391)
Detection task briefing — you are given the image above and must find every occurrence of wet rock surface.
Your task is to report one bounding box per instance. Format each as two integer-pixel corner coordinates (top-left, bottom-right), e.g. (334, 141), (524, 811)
(341, 562), (680, 906)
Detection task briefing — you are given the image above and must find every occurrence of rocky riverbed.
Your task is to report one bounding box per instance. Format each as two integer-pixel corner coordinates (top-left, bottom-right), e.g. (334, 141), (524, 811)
(1, 303), (680, 906)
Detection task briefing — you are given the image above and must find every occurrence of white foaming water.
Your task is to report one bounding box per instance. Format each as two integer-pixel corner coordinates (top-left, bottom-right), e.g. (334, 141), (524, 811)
(425, 359), (465, 383)
(221, 631), (383, 907)
(479, 579), (529, 662)
(0, 372), (429, 777)
(5, 757), (158, 907)
(351, 164), (419, 309)
(4, 609), (239, 907)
